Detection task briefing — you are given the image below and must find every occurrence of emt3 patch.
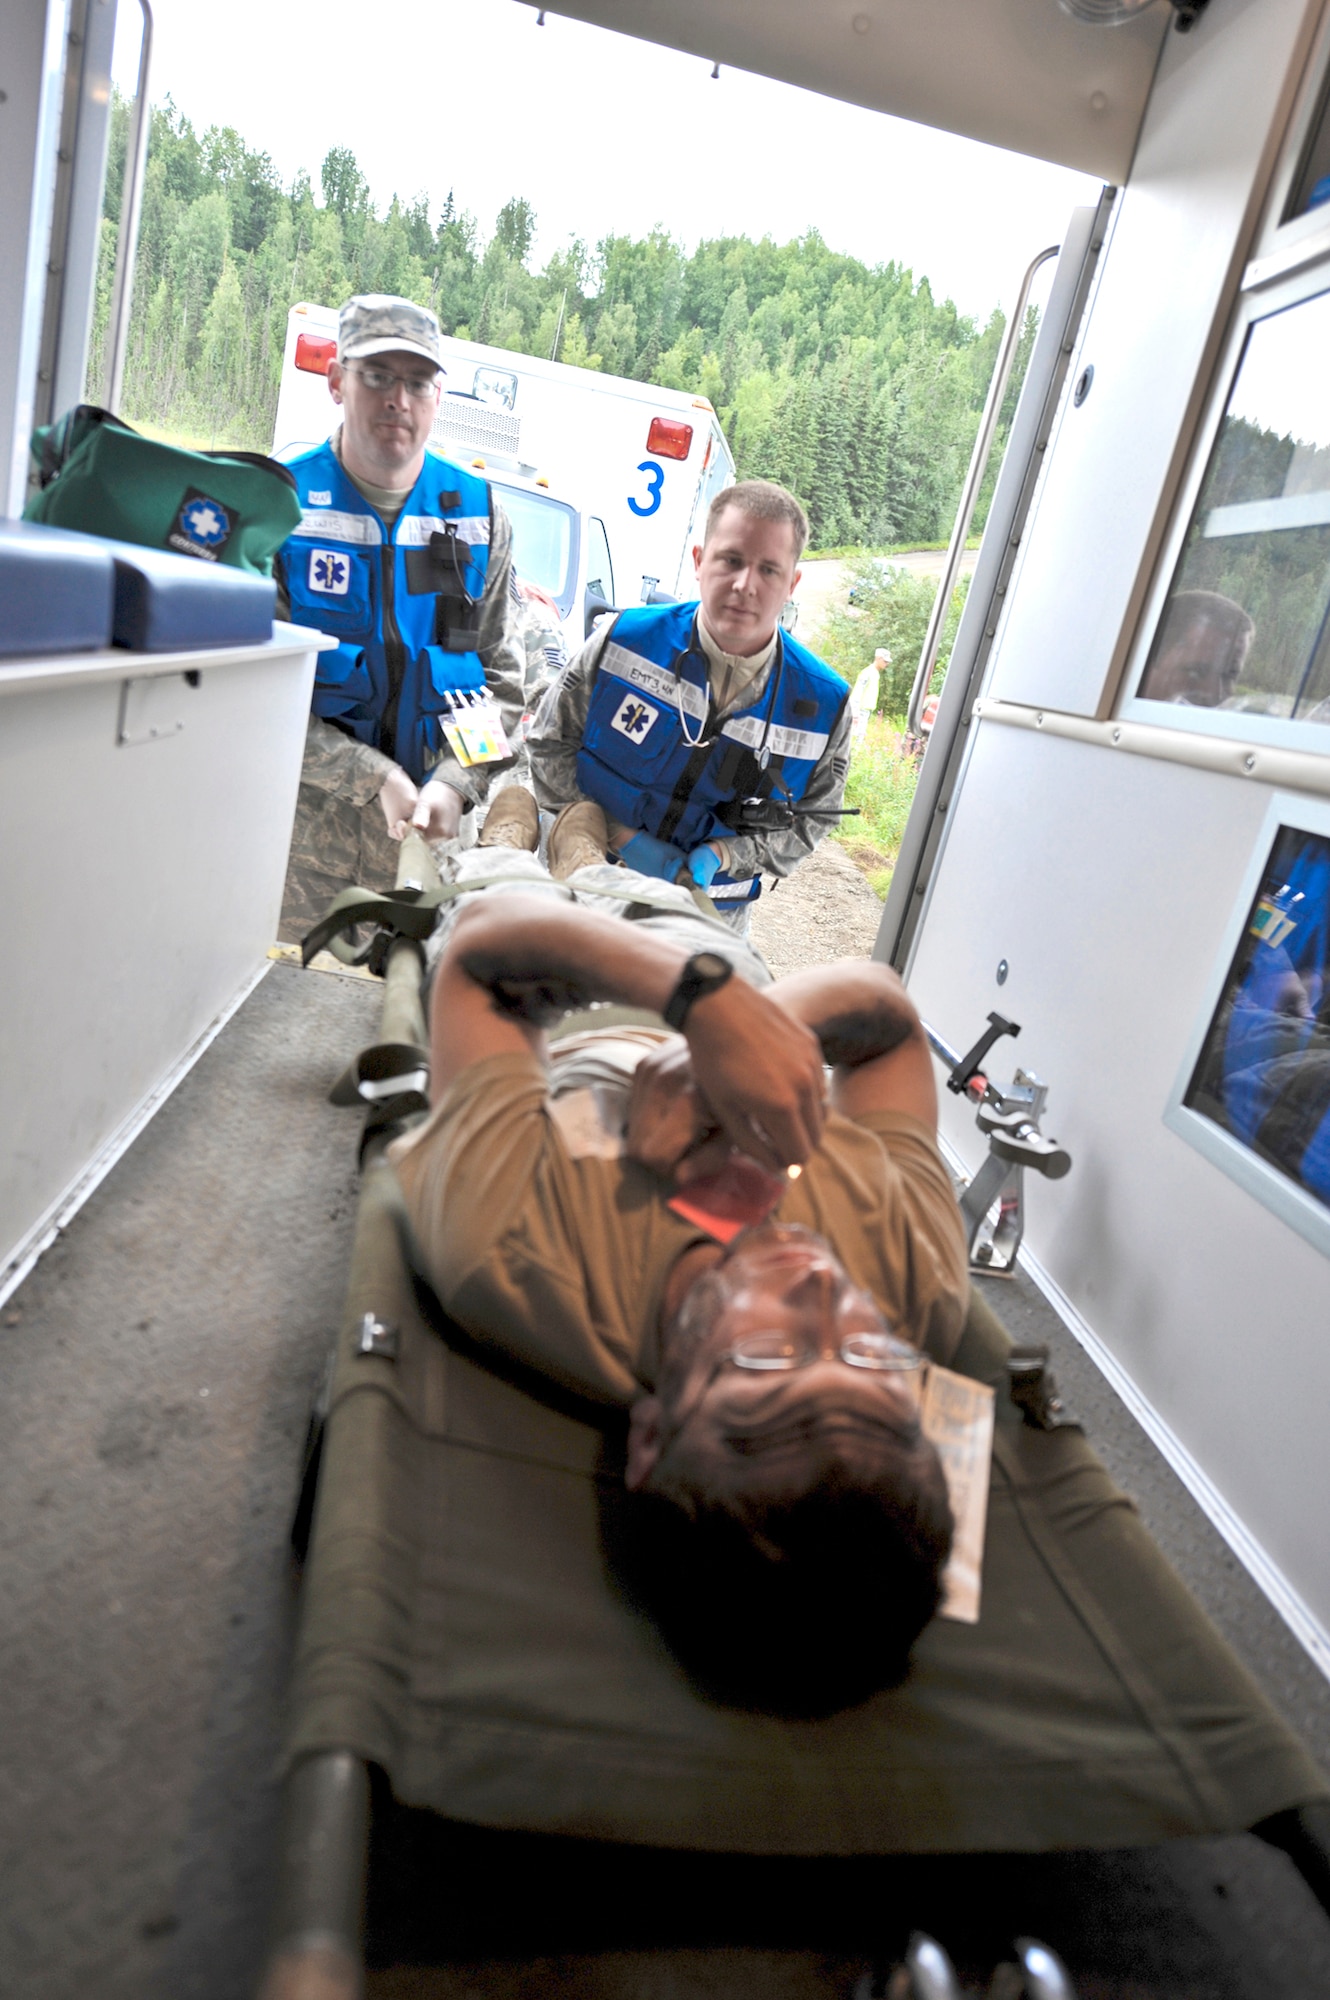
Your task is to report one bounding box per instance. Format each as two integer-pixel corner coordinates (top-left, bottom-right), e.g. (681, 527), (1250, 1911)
(308, 548), (351, 595)
(610, 692), (659, 742)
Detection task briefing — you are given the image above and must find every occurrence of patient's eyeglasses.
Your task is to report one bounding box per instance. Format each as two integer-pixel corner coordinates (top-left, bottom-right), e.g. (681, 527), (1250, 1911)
(724, 1330), (923, 1376)
(350, 364), (441, 399)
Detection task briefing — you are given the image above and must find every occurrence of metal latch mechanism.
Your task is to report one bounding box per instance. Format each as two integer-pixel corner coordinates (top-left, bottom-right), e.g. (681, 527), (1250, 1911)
(328, 1043), (430, 1114)
(1007, 1343), (1080, 1432)
(353, 1313), (399, 1361)
(925, 1015), (1073, 1276)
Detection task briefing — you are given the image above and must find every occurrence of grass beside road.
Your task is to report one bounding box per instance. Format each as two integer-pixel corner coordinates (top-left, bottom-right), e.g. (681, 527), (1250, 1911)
(829, 714), (919, 901)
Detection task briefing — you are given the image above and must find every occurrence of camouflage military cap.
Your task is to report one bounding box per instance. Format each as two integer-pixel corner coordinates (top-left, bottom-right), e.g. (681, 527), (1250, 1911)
(338, 294), (443, 369)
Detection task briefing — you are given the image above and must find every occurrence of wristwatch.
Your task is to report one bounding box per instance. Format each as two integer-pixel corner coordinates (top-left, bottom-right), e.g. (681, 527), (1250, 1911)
(663, 950), (734, 1031)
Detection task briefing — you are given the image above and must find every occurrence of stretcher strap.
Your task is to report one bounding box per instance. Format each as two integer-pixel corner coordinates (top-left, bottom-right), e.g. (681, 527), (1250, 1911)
(300, 885), (452, 966)
(302, 872), (726, 968)
(551, 877), (726, 923)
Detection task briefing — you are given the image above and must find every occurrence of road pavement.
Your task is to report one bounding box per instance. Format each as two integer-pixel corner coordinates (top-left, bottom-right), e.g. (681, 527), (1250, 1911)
(789, 549), (981, 647)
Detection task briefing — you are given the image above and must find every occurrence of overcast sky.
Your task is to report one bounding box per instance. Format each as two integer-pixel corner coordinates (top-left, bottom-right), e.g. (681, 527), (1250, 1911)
(115, 0), (1100, 324)
(1229, 292), (1330, 450)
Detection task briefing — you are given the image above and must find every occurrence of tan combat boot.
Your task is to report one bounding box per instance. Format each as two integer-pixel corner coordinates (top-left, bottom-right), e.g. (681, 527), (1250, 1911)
(477, 786), (539, 851)
(547, 800), (610, 880)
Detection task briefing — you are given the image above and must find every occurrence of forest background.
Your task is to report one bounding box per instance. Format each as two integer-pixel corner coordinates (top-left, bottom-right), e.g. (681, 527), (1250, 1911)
(81, 90), (1044, 896)
(87, 93), (1036, 564)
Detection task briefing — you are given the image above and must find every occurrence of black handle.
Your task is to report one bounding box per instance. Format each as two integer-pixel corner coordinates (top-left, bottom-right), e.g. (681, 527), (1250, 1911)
(945, 1011), (1020, 1096)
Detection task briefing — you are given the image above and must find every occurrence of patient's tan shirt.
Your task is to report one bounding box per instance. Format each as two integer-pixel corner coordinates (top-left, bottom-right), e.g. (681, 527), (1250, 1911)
(391, 1042), (968, 1407)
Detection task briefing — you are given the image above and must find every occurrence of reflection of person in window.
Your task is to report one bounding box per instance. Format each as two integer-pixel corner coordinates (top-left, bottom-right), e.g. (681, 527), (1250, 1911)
(1140, 590), (1255, 707)
(1219, 834), (1330, 1200)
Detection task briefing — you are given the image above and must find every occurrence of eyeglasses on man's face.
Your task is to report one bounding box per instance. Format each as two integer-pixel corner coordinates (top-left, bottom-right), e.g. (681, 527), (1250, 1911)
(349, 364), (441, 400)
(724, 1329), (923, 1376)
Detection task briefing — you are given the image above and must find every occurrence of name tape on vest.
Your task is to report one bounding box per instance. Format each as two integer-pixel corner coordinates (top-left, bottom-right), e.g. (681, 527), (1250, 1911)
(293, 508), (383, 545)
(600, 640), (708, 725)
(397, 513), (492, 548)
(721, 712), (831, 762)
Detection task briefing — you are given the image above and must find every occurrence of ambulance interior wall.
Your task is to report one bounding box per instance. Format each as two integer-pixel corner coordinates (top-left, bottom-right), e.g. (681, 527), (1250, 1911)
(909, 728), (1330, 1658)
(907, 0), (1330, 1665)
(0, 638), (317, 1293)
(908, 0), (1328, 1656)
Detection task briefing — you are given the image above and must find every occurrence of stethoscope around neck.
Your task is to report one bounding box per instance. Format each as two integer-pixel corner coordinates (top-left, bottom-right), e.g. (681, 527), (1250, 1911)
(672, 615), (785, 766)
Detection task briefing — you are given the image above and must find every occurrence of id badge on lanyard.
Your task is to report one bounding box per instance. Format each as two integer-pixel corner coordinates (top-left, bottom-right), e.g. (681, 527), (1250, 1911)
(441, 689), (512, 767)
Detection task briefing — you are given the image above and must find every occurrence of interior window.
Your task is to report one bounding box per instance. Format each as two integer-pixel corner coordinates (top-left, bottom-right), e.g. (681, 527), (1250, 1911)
(1137, 288), (1330, 728)
(1184, 823), (1330, 1211)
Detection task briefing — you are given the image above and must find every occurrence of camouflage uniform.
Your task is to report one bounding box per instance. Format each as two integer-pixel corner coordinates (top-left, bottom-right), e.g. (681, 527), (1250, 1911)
(515, 577), (568, 708)
(279, 719), (410, 942)
(497, 574), (570, 800)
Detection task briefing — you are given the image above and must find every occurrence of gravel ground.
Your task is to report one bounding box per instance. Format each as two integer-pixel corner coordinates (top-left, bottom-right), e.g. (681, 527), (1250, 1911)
(748, 841), (886, 978)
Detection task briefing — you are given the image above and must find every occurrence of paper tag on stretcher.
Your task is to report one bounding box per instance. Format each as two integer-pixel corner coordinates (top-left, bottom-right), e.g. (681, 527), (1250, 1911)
(921, 1363), (995, 1625)
(442, 690), (510, 766)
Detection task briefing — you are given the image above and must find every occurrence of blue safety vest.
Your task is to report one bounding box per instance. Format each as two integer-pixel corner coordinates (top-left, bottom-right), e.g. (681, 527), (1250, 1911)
(576, 602), (848, 904)
(277, 439), (493, 784)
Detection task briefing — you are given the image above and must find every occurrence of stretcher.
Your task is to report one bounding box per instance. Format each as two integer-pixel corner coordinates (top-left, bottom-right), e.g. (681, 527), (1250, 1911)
(258, 836), (1330, 1999)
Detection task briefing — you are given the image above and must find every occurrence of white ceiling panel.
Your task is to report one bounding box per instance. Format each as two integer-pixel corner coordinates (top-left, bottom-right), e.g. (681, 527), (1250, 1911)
(518, 0), (1169, 180)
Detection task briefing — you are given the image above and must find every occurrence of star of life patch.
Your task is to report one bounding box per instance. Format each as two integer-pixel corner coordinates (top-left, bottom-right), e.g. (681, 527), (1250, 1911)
(167, 487), (235, 563)
(308, 548), (351, 595)
(610, 691), (660, 742)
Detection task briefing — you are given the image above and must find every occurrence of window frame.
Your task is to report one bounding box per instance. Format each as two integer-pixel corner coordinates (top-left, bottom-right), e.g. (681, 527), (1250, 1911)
(586, 514), (615, 608)
(1118, 257), (1330, 755)
(1253, 0), (1330, 250)
(1163, 788), (1330, 1262)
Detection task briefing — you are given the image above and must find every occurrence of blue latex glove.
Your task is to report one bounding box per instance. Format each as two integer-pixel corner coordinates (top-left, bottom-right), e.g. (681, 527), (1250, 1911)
(620, 831), (687, 881)
(687, 844), (722, 889)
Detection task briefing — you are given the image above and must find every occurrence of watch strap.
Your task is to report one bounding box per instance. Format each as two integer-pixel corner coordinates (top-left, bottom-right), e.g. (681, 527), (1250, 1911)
(663, 952), (734, 1032)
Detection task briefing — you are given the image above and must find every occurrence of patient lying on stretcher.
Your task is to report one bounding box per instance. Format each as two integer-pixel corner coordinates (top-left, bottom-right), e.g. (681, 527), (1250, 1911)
(391, 828), (969, 1708)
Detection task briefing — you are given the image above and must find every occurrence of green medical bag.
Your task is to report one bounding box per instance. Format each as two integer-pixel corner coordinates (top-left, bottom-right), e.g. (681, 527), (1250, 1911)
(25, 405), (303, 577)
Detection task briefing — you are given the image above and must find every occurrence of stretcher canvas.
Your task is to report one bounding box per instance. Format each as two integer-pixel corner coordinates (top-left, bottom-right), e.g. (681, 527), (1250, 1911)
(286, 1164), (1328, 1856)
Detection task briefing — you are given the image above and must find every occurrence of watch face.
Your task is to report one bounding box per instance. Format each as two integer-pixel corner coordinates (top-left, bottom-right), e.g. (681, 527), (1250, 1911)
(691, 952), (731, 981)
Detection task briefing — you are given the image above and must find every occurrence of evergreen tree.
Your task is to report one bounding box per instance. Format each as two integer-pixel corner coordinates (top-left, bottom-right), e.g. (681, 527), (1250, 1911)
(88, 88), (1038, 519)
(494, 196), (536, 264)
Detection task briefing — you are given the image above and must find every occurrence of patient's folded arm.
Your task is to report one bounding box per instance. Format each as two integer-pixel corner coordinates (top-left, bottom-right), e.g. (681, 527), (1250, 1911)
(488, 974), (597, 1026)
(815, 1005), (917, 1069)
(447, 896), (826, 1171)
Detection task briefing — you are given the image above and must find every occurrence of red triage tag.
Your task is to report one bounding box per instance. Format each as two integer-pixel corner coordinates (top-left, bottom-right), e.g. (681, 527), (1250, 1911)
(667, 1154), (788, 1243)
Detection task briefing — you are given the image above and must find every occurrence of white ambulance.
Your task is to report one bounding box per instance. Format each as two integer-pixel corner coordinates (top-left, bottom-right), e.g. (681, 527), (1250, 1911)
(271, 303), (736, 632)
